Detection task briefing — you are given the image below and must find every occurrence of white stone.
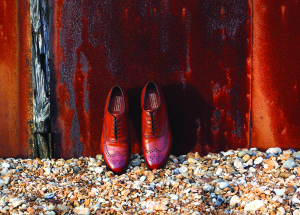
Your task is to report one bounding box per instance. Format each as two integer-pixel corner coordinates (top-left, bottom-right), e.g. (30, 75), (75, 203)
(140, 176), (146, 182)
(234, 159), (244, 169)
(292, 197), (300, 204)
(1, 163), (10, 168)
(0, 196), (7, 206)
(215, 168), (223, 176)
(219, 182), (229, 190)
(10, 198), (25, 208)
(95, 167), (103, 174)
(249, 167), (256, 172)
(266, 147), (282, 154)
(230, 196), (241, 207)
(244, 200), (265, 212)
(293, 209), (300, 215)
(223, 151), (235, 156)
(254, 157), (264, 165)
(44, 167), (51, 175)
(274, 189), (286, 196)
(179, 166), (188, 174)
(45, 211), (56, 215)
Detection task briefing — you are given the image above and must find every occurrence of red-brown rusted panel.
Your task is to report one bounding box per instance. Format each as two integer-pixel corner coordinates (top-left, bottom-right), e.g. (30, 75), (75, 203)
(51, 0), (251, 159)
(252, 0), (300, 150)
(0, 0), (33, 158)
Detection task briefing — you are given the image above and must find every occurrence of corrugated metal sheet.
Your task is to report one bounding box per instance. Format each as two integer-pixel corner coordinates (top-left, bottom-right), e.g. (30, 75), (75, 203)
(252, 0), (300, 150)
(0, 0), (34, 158)
(50, 0), (251, 159)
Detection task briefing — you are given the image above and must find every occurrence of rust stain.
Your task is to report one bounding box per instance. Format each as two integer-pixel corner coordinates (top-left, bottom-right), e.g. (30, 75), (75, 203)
(50, 0), (252, 158)
(0, 0), (33, 158)
(252, 0), (300, 150)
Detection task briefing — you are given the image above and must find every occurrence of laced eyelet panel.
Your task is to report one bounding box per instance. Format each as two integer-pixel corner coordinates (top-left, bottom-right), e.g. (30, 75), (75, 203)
(147, 113), (158, 135)
(113, 117), (122, 139)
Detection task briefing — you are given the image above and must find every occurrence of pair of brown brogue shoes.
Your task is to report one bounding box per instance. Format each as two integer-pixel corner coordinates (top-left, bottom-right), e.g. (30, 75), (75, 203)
(100, 81), (172, 174)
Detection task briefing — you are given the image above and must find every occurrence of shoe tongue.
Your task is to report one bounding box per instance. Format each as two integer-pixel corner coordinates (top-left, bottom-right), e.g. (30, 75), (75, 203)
(112, 113), (120, 118)
(146, 110), (156, 115)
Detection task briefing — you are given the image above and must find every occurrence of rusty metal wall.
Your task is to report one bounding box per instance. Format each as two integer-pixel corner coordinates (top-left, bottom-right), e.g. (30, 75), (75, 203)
(0, 0), (34, 158)
(1, 0), (299, 159)
(252, 0), (300, 150)
(50, 0), (252, 159)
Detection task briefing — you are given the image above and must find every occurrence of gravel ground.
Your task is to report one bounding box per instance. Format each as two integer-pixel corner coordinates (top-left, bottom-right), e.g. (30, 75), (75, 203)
(1, 147), (300, 214)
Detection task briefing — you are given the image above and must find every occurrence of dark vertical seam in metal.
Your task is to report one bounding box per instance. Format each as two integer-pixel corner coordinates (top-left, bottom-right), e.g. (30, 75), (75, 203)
(249, 0), (253, 149)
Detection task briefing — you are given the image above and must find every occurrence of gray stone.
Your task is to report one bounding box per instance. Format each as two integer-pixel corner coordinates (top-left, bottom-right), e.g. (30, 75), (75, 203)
(131, 159), (142, 167)
(203, 184), (214, 193)
(173, 168), (180, 174)
(293, 151), (300, 159)
(283, 160), (296, 169)
(73, 166), (81, 173)
(238, 151), (247, 158)
(214, 195), (224, 207)
(222, 151), (235, 157)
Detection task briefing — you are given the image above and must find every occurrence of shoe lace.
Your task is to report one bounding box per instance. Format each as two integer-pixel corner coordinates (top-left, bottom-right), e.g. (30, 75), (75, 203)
(113, 117), (122, 139)
(147, 113), (158, 135)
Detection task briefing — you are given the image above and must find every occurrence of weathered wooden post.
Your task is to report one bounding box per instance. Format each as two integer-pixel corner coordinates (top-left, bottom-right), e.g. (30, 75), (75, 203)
(30, 0), (52, 158)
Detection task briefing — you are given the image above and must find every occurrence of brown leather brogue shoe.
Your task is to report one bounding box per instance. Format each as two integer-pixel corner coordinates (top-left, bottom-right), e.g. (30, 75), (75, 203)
(100, 85), (130, 174)
(141, 81), (172, 170)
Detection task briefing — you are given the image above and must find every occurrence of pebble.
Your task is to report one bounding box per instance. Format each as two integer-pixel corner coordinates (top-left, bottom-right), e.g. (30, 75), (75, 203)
(238, 151), (247, 158)
(222, 151), (235, 156)
(266, 147), (282, 154)
(203, 184), (214, 193)
(75, 207), (90, 215)
(0, 149), (298, 214)
(242, 154), (251, 162)
(274, 189), (286, 196)
(254, 157), (264, 165)
(230, 196), (241, 207)
(244, 200), (265, 212)
(95, 167), (103, 174)
(2, 163), (10, 168)
(73, 166), (81, 173)
(279, 172), (293, 178)
(179, 166), (188, 174)
(10, 198), (25, 208)
(215, 167), (222, 176)
(219, 182), (229, 190)
(131, 159), (142, 167)
(3, 176), (10, 185)
(234, 158), (243, 169)
(44, 193), (54, 199)
(0, 179), (5, 186)
(282, 160), (296, 169)
(214, 195), (224, 207)
(293, 151), (300, 159)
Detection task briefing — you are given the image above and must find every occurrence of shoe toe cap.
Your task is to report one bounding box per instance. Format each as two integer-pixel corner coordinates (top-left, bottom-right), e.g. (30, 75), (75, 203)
(104, 151), (129, 174)
(145, 149), (167, 170)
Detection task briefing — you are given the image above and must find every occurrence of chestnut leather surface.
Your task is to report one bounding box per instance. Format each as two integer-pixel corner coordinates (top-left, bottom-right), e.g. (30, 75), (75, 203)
(100, 85), (130, 174)
(141, 82), (172, 170)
